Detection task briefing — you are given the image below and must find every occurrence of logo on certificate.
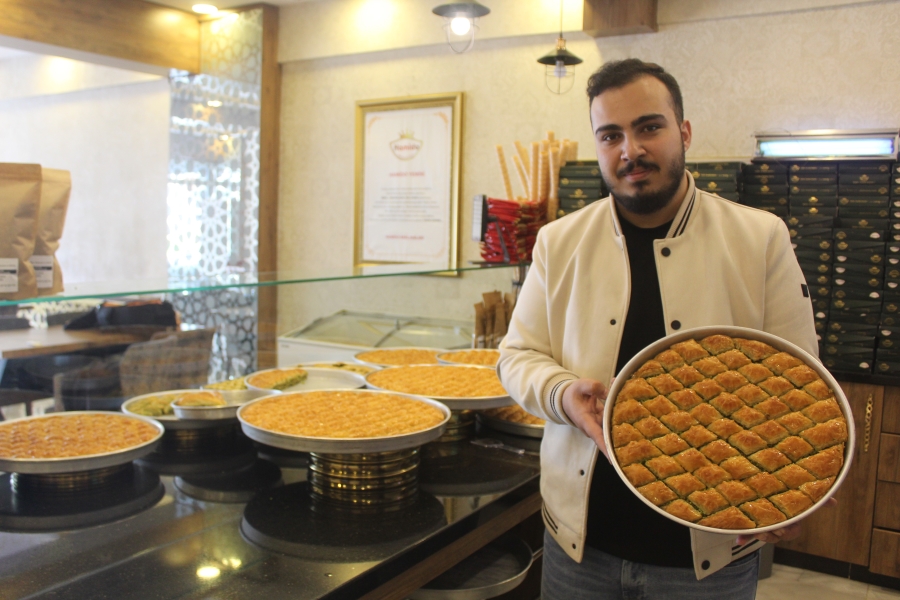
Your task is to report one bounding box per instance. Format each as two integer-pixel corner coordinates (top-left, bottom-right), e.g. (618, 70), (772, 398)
(390, 130), (423, 161)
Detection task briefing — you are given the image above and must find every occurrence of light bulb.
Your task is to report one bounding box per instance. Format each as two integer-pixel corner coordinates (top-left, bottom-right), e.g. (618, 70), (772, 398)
(553, 60), (567, 78)
(450, 16), (471, 35)
(192, 4), (218, 15)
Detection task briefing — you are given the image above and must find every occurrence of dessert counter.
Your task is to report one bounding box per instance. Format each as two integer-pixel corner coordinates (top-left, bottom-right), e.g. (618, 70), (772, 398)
(0, 428), (541, 599)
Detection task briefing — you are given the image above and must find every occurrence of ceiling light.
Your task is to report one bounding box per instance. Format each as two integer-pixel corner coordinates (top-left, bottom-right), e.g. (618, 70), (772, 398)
(537, 1), (583, 95)
(432, 2), (490, 54)
(754, 129), (899, 160)
(207, 100), (223, 107)
(192, 4), (218, 15)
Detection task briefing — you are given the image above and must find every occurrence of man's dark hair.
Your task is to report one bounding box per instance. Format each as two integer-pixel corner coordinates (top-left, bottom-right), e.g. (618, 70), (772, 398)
(586, 59), (684, 123)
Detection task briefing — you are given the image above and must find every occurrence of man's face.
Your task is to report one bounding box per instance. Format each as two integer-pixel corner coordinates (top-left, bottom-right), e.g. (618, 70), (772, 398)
(589, 75), (692, 215)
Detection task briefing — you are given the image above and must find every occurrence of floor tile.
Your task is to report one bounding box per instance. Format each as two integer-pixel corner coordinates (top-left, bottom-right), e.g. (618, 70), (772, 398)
(756, 564), (868, 600)
(868, 585), (900, 599)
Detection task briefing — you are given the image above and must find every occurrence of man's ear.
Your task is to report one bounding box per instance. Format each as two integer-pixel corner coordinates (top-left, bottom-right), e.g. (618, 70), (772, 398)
(681, 119), (692, 153)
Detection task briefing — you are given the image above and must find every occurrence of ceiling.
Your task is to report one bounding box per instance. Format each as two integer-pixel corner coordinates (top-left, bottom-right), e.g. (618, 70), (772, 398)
(147, 0), (314, 11)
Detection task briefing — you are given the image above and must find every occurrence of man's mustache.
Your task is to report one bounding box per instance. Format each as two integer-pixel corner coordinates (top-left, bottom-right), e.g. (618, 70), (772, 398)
(617, 158), (659, 178)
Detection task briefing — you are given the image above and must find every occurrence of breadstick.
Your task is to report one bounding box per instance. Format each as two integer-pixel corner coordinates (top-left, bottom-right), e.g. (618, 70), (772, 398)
(513, 154), (529, 199)
(515, 141), (530, 178)
(546, 130), (555, 142)
(530, 142), (539, 202)
(539, 150), (549, 201)
(559, 140), (570, 167)
(548, 147), (560, 222)
(570, 141), (578, 162)
(495, 145), (514, 200)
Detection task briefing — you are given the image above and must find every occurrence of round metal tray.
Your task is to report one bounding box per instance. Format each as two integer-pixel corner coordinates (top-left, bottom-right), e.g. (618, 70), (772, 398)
(122, 390), (231, 430)
(246, 368), (367, 393)
(295, 361), (380, 375)
(476, 413), (544, 439)
(365, 365), (514, 410)
(0, 411), (164, 475)
(171, 391), (265, 421)
(354, 347), (446, 368)
(436, 349), (500, 366)
(237, 390), (451, 453)
(603, 325), (856, 536)
(409, 537), (534, 600)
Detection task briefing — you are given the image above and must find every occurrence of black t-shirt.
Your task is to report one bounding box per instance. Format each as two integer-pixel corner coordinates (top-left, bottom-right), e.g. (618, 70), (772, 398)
(584, 210), (694, 568)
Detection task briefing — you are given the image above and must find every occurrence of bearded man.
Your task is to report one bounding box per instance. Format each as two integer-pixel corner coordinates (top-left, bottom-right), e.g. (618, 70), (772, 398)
(498, 58), (818, 599)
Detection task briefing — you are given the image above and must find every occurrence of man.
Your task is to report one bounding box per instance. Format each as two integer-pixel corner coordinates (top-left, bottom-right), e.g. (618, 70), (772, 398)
(497, 59), (818, 599)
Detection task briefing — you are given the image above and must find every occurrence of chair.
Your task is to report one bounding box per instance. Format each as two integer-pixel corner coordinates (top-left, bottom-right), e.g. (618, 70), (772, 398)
(119, 328), (216, 396)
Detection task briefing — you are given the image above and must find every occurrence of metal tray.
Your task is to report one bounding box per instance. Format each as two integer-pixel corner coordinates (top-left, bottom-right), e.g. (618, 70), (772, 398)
(246, 368), (367, 393)
(295, 361), (380, 375)
(122, 390), (231, 430)
(365, 365), (514, 410)
(172, 396), (243, 421)
(476, 413), (544, 439)
(237, 390), (451, 453)
(408, 537), (534, 600)
(354, 347), (446, 368)
(437, 349), (500, 366)
(0, 411), (164, 475)
(602, 325), (856, 536)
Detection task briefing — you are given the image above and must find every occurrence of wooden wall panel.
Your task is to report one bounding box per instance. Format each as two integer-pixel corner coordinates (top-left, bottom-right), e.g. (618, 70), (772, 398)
(883, 385), (900, 434)
(878, 434), (900, 484)
(874, 481), (900, 531)
(0, 0), (200, 72)
(583, 0), (657, 37)
(870, 529), (900, 578)
(778, 382), (882, 565)
(256, 3), (280, 369)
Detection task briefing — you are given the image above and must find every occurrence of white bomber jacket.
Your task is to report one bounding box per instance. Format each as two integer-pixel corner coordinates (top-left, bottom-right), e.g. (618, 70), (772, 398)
(498, 173), (819, 579)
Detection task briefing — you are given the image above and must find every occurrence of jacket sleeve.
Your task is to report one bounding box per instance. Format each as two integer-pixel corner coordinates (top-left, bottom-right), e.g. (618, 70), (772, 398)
(763, 218), (819, 357)
(498, 229), (578, 426)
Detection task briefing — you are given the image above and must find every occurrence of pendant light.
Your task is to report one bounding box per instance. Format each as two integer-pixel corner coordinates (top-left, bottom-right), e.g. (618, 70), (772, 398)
(537, 1), (583, 94)
(432, 2), (491, 54)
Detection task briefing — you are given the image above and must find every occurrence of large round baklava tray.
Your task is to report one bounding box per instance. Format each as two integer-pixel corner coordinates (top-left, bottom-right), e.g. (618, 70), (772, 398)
(0, 411), (164, 474)
(603, 326), (854, 535)
(237, 389), (451, 453)
(354, 347), (445, 368)
(365, 365), (514, 410)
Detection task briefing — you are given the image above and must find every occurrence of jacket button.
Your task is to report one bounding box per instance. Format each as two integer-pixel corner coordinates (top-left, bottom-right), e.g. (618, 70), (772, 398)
(661, 247), (671, 257)
(671, 320), (681, 330)
(701, 560), (710, 570)
(610, 319), (616, 325)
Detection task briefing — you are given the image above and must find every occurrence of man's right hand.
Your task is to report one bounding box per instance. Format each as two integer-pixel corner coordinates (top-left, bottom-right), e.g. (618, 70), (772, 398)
(561, 378), (610, 459)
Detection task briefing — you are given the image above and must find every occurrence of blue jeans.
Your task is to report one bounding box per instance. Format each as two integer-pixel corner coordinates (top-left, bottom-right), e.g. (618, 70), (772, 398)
(541, 530), (759, 600)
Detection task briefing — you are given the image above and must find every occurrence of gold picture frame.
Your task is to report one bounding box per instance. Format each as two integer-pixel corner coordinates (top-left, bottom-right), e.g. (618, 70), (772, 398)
(354, 92), (463, 275)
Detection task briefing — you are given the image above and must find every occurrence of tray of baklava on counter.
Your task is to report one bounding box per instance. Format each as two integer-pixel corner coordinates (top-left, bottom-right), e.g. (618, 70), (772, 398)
(604, 326), (853, 535)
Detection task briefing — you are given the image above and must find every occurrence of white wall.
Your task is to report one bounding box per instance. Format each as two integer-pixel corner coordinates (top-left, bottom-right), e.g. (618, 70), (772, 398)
(275, 0), (900, 335)
(0, 55), (170, 286)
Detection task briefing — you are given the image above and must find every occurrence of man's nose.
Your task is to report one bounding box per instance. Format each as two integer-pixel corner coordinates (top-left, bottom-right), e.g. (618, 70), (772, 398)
(621, 135), (645, 161)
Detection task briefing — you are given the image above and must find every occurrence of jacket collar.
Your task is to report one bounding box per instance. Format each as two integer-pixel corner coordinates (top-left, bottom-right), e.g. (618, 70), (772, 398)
(608, 170), (698, 240)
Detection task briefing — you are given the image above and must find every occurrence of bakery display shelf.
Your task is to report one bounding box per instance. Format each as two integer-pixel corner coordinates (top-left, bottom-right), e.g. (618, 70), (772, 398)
(0, 262), (526, 308)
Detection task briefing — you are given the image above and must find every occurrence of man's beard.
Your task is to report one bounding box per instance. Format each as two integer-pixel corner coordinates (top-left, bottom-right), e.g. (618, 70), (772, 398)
(609, 153), (686, 216)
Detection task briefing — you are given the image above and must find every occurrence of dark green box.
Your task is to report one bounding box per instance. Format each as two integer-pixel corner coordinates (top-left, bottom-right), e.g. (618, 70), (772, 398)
(836, 218), (890, 230)
(795, 249), (833, 263)
(791, 186), (838, 196)
(559, 165), (602, 178)
(834, 253), (885, 266)
(688, 161), (743, 172)
(558, 177), (602, 188)
(832, 273), (883, 289)
(833, 239), (885, 252)
(820, 343), (875, 358)
(834, 227), (886, 240)
(745, 173), (787, 185)
(799, 261), (833, 275)
(753, 205), (789, 217)
(832, 287), (882, 301)
(744, 183), (788, 195)
(558, 187), (600, 200)
(840, 208), (892, 219)
(790, 195), (838, 207)
(790, 174), (837, 184)
(842, 173), (891, 185)
(793, 237), (832, 251)
(785, 215), (834, 228)
(839, 184), (890, 196)
(790, 163), (838, 174)
(743, 194), (788, 207)
(789, 227), (833, 240)
(805, 273), (832, 286)
(839, 161), (893, 174)
(821, 332), (876, 346)
(697, 180), (738, 193)
(559, 197), (597, 210)
(821, 356), (873, 374)
(792, 206), (837, 218)
(874, 361), (900, 375)
(834, 263), (884, 277)
(839, 196), (890, 209)
(744, 163), (788, 175)
(690, 170), (737, 181)
(827, 321), (879, 335)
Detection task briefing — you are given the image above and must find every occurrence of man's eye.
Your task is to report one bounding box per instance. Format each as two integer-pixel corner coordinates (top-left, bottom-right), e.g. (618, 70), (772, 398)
(644, 125), (661, 132)
(601, 133), (620, 143)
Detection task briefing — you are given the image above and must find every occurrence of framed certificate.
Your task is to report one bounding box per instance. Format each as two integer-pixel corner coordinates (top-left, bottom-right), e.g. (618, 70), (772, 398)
(354, 92), (463, 275)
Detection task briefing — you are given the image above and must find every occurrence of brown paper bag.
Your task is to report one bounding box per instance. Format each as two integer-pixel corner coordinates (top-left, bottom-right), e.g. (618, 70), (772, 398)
(0, 163), (42, 301)
(31, 168), (71, 295)
(474, 302), (486, 348)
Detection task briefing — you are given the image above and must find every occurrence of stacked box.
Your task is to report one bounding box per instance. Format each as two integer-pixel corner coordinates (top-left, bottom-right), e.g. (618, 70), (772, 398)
(741, 162), (788, 217)
(689, 161), (742, 202)
(789, 162), (838, 221)
(556, 161), (607, 219)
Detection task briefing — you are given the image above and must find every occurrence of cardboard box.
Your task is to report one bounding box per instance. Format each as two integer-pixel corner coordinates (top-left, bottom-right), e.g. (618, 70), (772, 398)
(745, 173), (787, 185)
(744, 183), (788, 195)
(841, 173), (891, 185)
(744, 163), (788, 175)
(790, 163), (838, 174)
(839, 184), (890, 196)
(839, 161), (892, 174)
(791, 186), (838, 196)
(790, 195), (838, 207)
(833, 263), (884, 277)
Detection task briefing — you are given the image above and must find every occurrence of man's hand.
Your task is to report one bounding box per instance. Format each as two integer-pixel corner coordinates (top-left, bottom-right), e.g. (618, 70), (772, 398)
(736, 497), (838, 545)
(561, 378), (609, 459)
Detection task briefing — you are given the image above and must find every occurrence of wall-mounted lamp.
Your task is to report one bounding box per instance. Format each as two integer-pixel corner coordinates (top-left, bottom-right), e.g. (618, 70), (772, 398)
(754, 129), (899, 160)
(537, 1), (582, 94)
(432, 2), (490, 54)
